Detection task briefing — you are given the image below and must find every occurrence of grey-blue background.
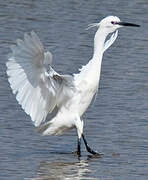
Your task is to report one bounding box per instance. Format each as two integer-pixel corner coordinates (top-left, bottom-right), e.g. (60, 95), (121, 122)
(0, 0), (148, 179)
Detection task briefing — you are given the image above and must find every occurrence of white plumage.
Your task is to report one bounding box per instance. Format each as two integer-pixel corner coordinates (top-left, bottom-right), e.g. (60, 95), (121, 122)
(6, 16), (139, 156)
(7, 31), (76, 128)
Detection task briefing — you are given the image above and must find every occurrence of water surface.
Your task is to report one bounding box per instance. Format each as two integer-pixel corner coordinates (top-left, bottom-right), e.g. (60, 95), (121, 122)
(0, 0), (148, 179)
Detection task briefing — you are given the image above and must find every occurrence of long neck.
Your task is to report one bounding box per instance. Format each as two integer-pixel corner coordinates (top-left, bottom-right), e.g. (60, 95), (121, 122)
(92, 28), (108, 61)
(74, 28), (109, 83)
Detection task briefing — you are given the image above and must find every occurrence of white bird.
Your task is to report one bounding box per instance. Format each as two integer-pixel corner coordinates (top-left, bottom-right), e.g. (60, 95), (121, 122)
(6, 16), (139, 157)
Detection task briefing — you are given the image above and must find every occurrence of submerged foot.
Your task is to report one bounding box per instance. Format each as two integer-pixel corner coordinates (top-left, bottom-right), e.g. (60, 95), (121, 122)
(72, 150), (81, 157)
(82, 134), (102, 157)
(86, 146), (101, 157)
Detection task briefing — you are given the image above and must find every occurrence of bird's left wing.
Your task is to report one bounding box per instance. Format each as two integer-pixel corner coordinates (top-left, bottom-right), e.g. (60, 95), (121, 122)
(6, 31), (75, 127)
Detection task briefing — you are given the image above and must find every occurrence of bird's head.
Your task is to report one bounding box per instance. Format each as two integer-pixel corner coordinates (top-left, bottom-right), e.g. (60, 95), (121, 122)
(99, 16), (121, 33)
(87, 16), (140, 34)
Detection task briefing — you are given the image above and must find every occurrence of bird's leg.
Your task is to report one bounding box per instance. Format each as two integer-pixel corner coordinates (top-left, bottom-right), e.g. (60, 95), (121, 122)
(82, 134), (101, 156)
(77, 138), (81, 157)
(74, 117), (83, 157)
(72, 138), (81, 157)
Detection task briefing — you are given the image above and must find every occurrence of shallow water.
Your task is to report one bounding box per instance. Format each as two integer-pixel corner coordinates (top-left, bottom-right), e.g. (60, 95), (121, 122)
(1, 0), (148, 179)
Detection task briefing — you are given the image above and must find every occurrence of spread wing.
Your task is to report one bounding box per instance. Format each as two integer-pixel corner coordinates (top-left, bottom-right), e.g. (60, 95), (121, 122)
(6, 31), (75, 127)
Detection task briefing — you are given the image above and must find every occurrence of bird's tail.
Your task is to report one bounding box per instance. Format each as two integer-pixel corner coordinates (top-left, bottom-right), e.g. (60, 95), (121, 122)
(38, 113), (75, 136)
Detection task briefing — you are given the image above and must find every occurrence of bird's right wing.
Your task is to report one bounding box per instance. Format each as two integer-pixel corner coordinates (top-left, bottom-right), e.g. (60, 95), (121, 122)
(6, 31), (75, 127)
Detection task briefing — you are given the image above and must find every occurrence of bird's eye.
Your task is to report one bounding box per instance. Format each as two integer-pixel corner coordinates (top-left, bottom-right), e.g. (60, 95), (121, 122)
(111, 21), (118, 25)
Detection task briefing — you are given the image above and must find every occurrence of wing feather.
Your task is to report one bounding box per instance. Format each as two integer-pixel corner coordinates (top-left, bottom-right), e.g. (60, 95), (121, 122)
(6, 31), (74, 127)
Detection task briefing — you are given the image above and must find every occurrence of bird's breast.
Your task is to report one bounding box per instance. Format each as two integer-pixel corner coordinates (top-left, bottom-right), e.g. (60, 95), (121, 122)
(70, 64), (101, 116)
(75, 79), (98, 116)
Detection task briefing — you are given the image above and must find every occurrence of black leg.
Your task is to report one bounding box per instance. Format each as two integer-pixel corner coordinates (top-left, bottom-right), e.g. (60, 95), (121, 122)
(82, 134), (101, 156)
(77, 138), (81, 157)
(72, 138), (81, 157)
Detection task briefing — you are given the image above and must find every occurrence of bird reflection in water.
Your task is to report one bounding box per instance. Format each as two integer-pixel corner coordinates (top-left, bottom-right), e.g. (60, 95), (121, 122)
(31, 159), (97, 180)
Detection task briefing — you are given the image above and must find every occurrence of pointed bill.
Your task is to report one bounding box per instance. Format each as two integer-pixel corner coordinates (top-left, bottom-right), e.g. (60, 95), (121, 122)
(118, 22), (140, 27)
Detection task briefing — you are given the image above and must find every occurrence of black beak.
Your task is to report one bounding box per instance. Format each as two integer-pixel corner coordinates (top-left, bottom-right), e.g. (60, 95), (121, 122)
(118, 22), (140, 27)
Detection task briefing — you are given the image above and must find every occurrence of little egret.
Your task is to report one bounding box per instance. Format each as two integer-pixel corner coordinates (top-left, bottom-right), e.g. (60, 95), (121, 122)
(6, 16), (140, 157)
